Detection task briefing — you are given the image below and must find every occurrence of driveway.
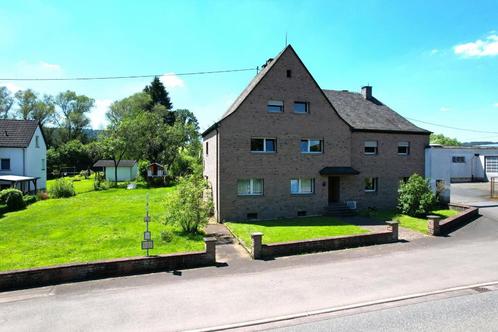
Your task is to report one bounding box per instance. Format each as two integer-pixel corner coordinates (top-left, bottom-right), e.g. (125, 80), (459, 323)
(451, 182), (498, 207)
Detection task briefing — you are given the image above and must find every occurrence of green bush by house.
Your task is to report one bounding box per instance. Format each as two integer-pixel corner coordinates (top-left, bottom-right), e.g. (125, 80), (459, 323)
(0, 188), (26, 212)
(398, 174), (437, 217)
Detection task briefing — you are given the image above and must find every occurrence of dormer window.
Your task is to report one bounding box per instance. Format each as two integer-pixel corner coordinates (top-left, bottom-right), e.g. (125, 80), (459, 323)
(293, 101), (309, 114)
(267, 100), (283, 113)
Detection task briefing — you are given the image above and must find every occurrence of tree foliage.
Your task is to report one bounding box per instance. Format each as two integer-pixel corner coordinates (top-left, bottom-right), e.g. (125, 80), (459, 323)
(0, 87), (14, 119)
(164, 174), (212, 234)
(54, 90), (94, 142)
(430, 133), (461, 146)
(143, 77), (175, 125)
(398, 174), (437, 217)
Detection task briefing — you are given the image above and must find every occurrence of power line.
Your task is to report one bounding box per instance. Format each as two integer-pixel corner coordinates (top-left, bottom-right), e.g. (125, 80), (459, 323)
(0, 67), (258, 81)
(407, 117), (498, 134)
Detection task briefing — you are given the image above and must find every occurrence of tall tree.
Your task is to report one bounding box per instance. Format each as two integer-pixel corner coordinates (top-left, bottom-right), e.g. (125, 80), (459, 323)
(54, 90), (94, 142)
(143, 77), (175, 125)
(0, 87), (14, 119)
(31, 95), (56, 126)
(14, 89), (38, 120)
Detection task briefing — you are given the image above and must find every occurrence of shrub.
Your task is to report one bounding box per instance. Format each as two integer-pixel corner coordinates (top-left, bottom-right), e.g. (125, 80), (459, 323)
(398, 174), (437, 217)
(37, 191), (49, 200)
(93, 172), (109, 191)
(0, 204), (8, 215)
(160, 230), (174, 243)
(23, 195), (37, 206)
(164, 174), (213, 234)
(49, 178), (76, 198)
(80, 169), (91, 179)
(0, 189), (26, 211)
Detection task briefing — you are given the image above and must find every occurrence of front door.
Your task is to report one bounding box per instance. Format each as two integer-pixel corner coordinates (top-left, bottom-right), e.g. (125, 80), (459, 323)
(328, 176), (340, 203)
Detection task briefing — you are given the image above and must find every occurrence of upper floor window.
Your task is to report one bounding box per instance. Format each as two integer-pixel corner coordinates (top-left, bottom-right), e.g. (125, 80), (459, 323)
(452, 156), (465, 163)
(35, 136), (40, 148)
(205, 142), (209, 155)
(364, 141), (378, 155)
(237, 178), (264, 196)
(290, 178), (315, 194)
(364, 177), (378, 192)
(1, 158), (10, 170)
(398, 142), (410, 155)
(267, 100), (283, 113)
(301, 139), (322, 154)
(293, 101), (309, 114)
(251, 138), (276, 153)
(286, 70), (292, 78)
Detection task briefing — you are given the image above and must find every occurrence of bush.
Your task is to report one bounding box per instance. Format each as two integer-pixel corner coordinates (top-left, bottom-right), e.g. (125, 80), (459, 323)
(49, 178), (76, 198)
(0, 204), (8, 215)
(37, 191), (49, 200)
(93, 172), (110, 190)
(0, 189), (26, 211)
(79, 169), (91, 179)
(23, 195), (37, 206)
(160, 230), (174, 243)
(398, 174), (437, 217)
(164, 174), (213, 234)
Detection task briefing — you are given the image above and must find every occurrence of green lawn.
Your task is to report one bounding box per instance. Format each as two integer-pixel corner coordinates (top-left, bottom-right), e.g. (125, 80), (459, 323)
(225, 217), (369, 247)
(368, 209), (459, 234)
(0, 185), (204, 271)
(47, 176), (95, 194)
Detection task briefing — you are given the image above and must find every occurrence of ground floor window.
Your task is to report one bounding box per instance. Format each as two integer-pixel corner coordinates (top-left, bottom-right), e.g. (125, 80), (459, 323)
(237, 178), (264, 196)
(0, 158), (10, 170)
(290, 178), (315, 194)
(364, 177), (378, 192)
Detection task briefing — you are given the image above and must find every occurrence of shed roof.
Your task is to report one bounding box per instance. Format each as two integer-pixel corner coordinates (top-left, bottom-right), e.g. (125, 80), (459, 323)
(93, 160), (137, 168)
(0, 120), (40, 148)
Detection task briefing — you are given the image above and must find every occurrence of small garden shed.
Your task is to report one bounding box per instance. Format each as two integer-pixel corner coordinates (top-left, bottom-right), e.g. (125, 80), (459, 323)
(93, 160), (138, 182)
(147, 162), (166, 178)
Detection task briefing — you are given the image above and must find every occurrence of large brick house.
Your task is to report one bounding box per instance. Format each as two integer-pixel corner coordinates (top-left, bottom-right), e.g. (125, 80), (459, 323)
(202, 45), (430, 221)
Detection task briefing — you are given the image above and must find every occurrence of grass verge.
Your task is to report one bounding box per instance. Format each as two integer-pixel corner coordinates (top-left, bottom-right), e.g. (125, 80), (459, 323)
(367, 209), (458, 234)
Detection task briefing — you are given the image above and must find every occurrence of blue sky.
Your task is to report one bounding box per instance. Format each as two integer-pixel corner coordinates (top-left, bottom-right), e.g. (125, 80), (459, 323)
(1, 0), (497, 141)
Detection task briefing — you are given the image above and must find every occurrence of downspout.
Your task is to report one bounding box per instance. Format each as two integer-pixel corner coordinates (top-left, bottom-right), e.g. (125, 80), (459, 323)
(216, 126), (220, 222)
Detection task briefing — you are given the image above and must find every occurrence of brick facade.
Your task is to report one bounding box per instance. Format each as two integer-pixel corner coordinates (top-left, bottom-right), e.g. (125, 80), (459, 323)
(203, 46), (429, 221)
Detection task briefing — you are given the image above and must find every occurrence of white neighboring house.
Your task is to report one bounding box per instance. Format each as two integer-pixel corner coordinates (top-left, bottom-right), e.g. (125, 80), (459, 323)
(0, 120), (47, 193)
(425, 145), (498, 202)
(93, 160), (138, 182)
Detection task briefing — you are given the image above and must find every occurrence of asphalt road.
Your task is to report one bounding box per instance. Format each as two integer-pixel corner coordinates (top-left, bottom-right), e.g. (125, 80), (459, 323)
(0, 183), (497, 331)
(268, 287), (498, 332)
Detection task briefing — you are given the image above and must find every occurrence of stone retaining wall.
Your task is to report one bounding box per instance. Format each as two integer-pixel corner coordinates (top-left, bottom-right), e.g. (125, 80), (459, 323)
(0, 238), (216, 292)
(440, 204), (479, 234)
(251, 222), (398, 259)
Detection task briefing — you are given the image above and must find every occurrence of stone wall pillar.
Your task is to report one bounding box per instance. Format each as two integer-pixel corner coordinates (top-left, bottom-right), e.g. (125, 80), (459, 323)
(204, 237), (217, 263)
(251, 232), (263, 259)
(427, 215), (441, 236)
(386, 220), (399, 241)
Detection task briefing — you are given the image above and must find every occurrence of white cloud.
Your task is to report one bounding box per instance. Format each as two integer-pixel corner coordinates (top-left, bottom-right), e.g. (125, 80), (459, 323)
(494, 102), (498, 108)
(454, 34), (498, 57)
(0, 82), (22, 93)
(89, 99), (113, 129)
(39, 61), (62, 72)
(440, 106), (450, 112)
(159, 73), (185, 89)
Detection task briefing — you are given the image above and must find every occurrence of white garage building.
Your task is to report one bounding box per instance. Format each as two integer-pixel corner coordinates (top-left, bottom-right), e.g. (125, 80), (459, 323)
(425, 145), (498, 202)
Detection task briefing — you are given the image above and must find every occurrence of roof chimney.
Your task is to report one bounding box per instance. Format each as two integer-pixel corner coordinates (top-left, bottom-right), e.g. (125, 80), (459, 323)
(361, 86), (372, 100)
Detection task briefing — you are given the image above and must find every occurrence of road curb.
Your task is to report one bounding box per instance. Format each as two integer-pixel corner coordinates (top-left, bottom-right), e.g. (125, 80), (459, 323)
(188, 280), (498, 332)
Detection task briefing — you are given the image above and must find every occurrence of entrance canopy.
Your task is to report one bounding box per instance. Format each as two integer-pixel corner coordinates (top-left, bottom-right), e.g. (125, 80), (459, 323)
(319, 167), (359, 176)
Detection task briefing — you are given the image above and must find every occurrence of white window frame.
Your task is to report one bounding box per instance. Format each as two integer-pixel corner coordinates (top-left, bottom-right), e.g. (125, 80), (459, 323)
(364, 141), (378, 155)
(250, 138), (277, 153)
(300, 139), (323, 154)
(364, 177), (378, 192)
(267, 100), (284, 113)
(293, 101), (309, 114)
(397, 142), (410, 155)
(290, 178), (315, 194)
(237, 178), (264, 196)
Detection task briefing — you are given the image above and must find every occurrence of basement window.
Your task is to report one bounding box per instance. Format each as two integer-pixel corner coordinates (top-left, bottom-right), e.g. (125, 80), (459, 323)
(247, 213), (258, 220)
(297, 210), (307, 217)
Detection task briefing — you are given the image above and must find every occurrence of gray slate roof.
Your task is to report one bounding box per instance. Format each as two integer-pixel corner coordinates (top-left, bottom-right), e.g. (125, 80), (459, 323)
(0, 120), (39, 148)
(93, 160), (137, 168)
(323, 90), (429, 133)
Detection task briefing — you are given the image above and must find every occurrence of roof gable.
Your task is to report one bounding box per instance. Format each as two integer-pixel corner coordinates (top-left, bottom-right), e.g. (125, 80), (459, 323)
(0, 120), (40, 148)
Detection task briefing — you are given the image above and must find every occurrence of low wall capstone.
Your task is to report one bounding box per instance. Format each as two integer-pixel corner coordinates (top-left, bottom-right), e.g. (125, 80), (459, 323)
(0, 237), (217, 292)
